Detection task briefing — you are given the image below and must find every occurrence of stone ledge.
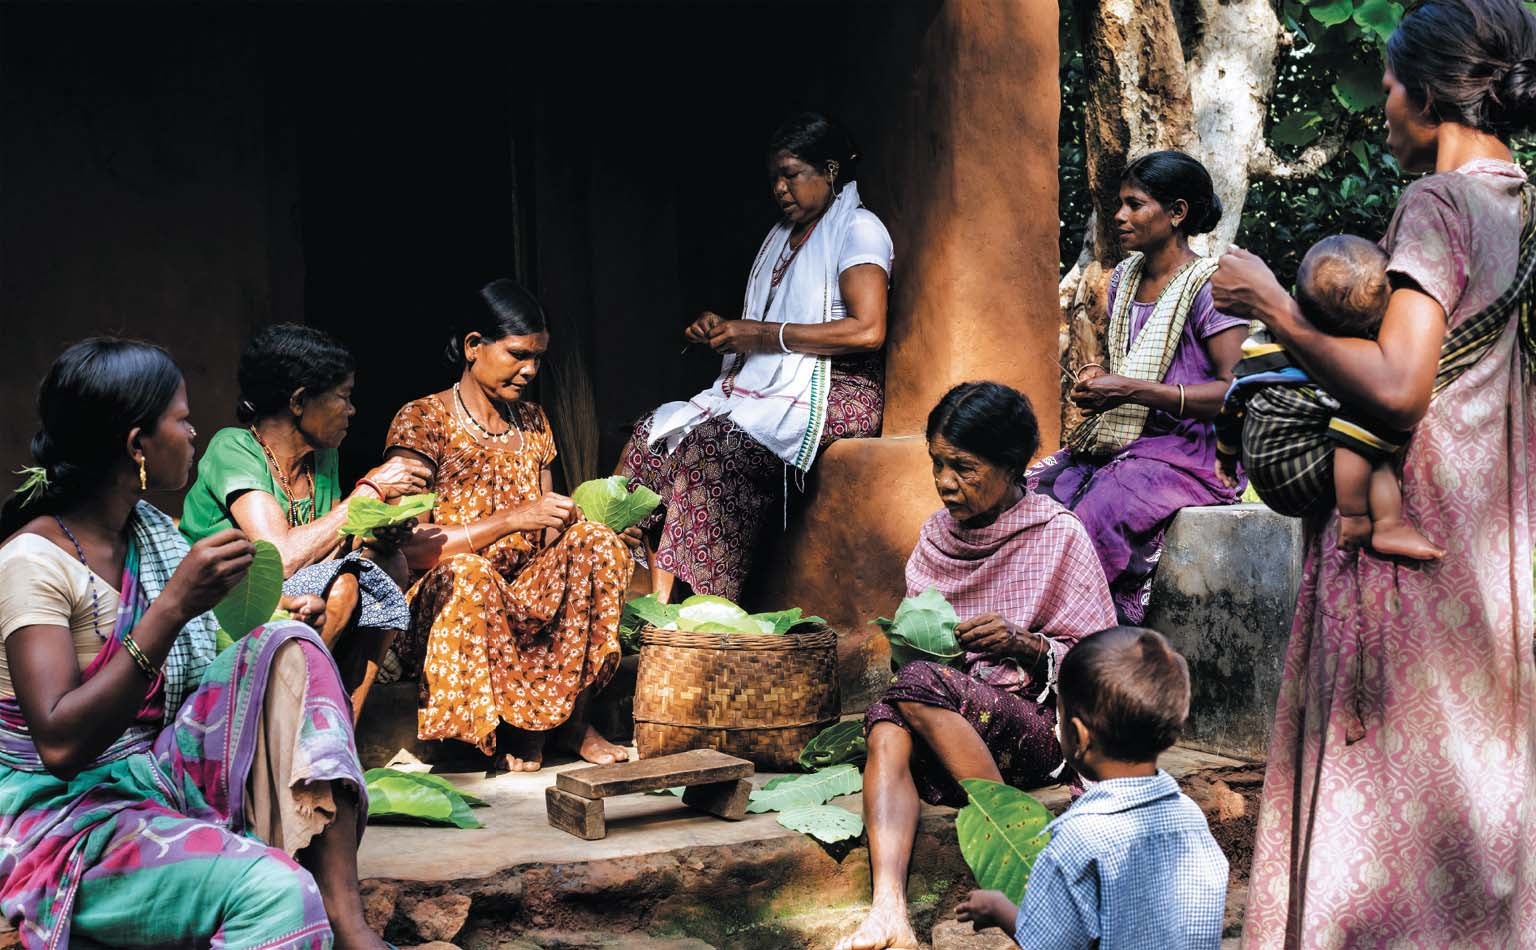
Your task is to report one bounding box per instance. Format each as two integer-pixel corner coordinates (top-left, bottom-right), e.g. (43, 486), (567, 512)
(1146, 504), (1303, 762)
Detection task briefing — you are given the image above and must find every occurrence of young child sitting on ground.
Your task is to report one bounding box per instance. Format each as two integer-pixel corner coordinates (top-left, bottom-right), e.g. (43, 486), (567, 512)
(1213, 234), (1443, 559)
(954, 626), (1227, 949)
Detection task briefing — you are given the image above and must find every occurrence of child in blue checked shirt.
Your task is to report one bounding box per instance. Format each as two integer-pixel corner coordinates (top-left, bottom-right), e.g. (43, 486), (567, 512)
(955, 626), (1228, 949)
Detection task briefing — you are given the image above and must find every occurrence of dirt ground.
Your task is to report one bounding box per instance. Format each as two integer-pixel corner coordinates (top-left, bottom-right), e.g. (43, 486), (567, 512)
(1181, 765), (1265, 937)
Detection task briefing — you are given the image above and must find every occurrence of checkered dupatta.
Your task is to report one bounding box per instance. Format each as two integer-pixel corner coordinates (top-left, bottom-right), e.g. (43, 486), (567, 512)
(1239, 185), (1536, 517)
(1067, 253), (1220, 457)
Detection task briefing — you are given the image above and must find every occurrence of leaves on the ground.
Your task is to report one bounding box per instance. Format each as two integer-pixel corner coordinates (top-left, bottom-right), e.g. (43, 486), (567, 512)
(798, 720), (868, 771)
(871, 587), (964, 669)
(571, 476), (662, 533)
(775, 804), (863, 844)
(364, 768), (484, 829)
(746, 763), (862, 813)
(338, 493), (436, 540)
(212, 540), (284, 639)
(956, 778), (1053, 904)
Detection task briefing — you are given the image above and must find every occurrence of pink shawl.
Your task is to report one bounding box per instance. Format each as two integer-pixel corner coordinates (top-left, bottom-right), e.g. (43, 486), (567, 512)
(906, 491), (1116, 696)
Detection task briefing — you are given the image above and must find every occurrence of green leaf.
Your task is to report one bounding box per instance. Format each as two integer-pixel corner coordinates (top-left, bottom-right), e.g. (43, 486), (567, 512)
(746, 763), (863, 813)
(1270, 111), (1323, 149)
(338, 492), (436, 540)
(1351, 140), (1372, 174)
(571, 476), (662, 533)
(1333, 61), (1386, 112)
(798, 720), (869, 771)
(382, 768), (488, 807)
(747, 607), (828, 635)
(775, 804), (863, 843)
(956, 779), (1053, 904)
(212, 540), (284, 639)
(1308, 0), (1355, 26)
(363, 768), (483, 828)
(1351, 0), (1402, 44)
(870, 587), (964, 669)
(214, 627), (237, 653)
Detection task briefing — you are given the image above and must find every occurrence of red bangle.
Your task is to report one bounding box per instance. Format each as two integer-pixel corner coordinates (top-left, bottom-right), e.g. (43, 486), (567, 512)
(355, 478), (384, 499)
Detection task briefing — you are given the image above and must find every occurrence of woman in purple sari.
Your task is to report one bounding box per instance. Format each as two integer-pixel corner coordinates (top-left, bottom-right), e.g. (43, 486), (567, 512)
(1030, 151), (1248, 622)
(0, 340), (384, 948)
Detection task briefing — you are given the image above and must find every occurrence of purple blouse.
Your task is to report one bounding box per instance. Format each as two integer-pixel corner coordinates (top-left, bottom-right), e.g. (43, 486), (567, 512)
(1106, 262), (1248, 487)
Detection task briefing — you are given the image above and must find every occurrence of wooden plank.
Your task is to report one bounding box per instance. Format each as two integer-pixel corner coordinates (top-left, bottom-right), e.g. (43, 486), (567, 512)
(546, 785), (606, 840)
(681, 778), (753, 821)
(556, 749), (753, 799)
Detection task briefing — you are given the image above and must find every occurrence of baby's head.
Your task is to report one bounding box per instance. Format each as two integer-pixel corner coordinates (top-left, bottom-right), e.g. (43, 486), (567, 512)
(1057, 626), (1190, 779)
(1295, 234), (1391, 338)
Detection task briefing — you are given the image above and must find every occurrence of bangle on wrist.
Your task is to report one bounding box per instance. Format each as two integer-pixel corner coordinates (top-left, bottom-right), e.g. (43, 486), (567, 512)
(122, 632), (159, 679)
(460, 523), (474, 552)
(1074, 362), (1105, 380)
(355, 478), (384, 499)
(1176, 384), (1186, 417)
(778, 322), (793, 354)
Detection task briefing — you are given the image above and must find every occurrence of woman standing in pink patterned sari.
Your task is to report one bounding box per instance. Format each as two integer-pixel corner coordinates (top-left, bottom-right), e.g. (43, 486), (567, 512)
(1214, 1), (1536, 943)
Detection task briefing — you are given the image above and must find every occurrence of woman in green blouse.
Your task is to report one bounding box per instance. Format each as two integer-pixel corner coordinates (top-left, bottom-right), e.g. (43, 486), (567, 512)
(182, 325), (431, 717)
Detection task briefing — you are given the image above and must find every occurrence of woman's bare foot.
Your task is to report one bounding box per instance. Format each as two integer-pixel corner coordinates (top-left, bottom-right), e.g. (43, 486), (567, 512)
(498, 728), (546, 773)
(834, 897), (919, 950)
(1370, 519), (1446, 560)
(575, 725), (630, 765)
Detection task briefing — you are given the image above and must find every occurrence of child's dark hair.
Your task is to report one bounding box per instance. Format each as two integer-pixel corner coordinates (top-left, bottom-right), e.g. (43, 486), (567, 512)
(236, 324), (356, 424)
(444, 278), (549, 367)
(1122, 151), (1223, 236)
(1295, 235), (1391, 338)
(925, 381), (1041, 476)
(1058, 626), (1190, 762)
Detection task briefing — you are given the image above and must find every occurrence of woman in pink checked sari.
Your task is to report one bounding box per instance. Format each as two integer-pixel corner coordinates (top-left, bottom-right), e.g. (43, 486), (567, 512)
(837, 382), (1116, 950)
(1215, 1), (1536, 943)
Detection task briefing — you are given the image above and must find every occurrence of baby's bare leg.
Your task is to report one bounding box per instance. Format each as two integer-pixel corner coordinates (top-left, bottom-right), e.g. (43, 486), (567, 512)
(1333, 446), (1374, 551)
(1367, 461), (1445, 560)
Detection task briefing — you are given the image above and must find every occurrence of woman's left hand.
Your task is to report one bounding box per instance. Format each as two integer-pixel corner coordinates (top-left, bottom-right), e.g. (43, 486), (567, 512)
(279, 594), (325, 627)
(705, 319), (772, 355)
(1212, 246), (1289, 324)
(956, 614), (1018, 657)
(364, 519), (418, 554)
(618, 524), (645, 552)
(1069, 373), (1143, 414)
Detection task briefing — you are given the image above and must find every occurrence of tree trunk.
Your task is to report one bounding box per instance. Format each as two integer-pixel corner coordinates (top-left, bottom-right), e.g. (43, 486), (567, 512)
(1058, 0), (1281, 436)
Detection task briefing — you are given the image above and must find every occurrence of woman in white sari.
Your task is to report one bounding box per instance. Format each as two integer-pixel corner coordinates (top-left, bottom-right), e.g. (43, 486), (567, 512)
(619, 112), (893, 602)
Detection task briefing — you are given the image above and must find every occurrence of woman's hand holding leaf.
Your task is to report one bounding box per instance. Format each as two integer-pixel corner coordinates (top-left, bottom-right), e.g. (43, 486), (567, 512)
(514, 492), (578, 534)
(362, 456), (433, 500)
(956, 614), (1016, 657)
(618, 523), (645, 552)
(164, 529), (255, 621)
(364, 518), (418, 554)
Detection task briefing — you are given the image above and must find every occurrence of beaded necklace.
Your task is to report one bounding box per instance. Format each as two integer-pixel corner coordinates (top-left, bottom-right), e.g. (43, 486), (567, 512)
(771, 217), (820, 288)
(248, 427), (315, 527)
(52, 516), (105, 641)
(453, 382), (520, 447)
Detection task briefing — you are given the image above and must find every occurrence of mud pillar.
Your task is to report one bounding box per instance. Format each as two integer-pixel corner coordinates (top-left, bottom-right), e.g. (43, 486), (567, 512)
(752, 0), (1061, 710)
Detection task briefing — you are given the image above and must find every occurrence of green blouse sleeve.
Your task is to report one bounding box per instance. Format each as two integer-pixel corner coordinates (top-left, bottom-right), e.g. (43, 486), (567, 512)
(180, 428), (276, 543)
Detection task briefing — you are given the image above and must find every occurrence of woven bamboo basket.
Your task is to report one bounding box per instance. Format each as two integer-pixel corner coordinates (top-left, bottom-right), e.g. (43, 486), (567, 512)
(632, 624), (840, 770)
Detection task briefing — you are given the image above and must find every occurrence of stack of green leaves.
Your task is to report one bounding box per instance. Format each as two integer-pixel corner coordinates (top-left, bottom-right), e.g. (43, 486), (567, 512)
(364, 768), (487, 829)
(871, 587), (964, 669)
(619, 593), (826, 642)
(571, 476), (662, 533)
(338, 493), (436, 540)
(797, 719), (868, 771)
(742, 763), (864, 844)
(955, 778), (1053, 903)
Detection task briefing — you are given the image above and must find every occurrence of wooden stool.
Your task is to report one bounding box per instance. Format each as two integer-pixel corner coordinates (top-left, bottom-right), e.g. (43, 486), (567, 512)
(545, 749), (754, 840)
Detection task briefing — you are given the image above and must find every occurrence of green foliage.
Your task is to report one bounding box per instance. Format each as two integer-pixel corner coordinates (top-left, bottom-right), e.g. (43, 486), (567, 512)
(338, 493), (436, 540)
(745, 763), (863, 813)
(571, 476), (662, 533)
(775, 804), (863, 844)
(617, 594), (824, 651)
(798, 720), (868, 771)
(872, 587), (964, 669)
(364, 768), (485, 829)
(956, 779), (1053, 904)
(212, 540), (284, 639)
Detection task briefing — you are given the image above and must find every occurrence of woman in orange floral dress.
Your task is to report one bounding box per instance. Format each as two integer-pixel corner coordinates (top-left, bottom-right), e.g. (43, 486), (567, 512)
(385, 279), (638, 771)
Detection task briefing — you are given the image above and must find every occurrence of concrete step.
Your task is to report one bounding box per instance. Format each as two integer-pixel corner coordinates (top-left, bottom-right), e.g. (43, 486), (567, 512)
(357, 746), (1248, 947)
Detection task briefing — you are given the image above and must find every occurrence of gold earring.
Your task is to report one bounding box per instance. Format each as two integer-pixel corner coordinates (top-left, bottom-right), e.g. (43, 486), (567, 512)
(138, 457), (148, 491)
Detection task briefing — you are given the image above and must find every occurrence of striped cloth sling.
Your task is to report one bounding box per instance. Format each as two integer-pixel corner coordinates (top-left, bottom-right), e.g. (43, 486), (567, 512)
(1234, 186), (1536, 518)
(1067, 253), (1221, 457)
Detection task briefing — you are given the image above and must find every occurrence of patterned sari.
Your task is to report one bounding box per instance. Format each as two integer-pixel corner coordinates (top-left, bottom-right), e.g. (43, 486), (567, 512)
(387, 396), (631, 753)
(0, 503), (365, 949)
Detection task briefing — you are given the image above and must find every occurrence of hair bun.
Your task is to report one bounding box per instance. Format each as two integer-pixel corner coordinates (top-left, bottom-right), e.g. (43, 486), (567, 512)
(1195, 193), (1225, 235)
(1497, 57), (1536, 125)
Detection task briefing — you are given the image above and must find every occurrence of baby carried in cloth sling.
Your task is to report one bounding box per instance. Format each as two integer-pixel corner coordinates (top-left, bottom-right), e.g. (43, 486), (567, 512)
(1219, 186), (1536, 518)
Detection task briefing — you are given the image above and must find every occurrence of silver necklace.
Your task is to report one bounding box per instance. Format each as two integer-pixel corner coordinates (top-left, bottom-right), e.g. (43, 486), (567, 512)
(453, 382), (516, 445)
